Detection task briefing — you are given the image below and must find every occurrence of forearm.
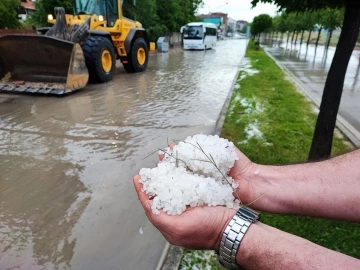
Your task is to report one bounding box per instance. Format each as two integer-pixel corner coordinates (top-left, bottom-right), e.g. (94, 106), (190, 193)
(247, 149), (360, 221)
(236, 222), (360, 270)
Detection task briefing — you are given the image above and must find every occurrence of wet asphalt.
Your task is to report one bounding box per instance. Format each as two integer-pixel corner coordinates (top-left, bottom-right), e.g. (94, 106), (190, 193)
(0, 39), (247, 270)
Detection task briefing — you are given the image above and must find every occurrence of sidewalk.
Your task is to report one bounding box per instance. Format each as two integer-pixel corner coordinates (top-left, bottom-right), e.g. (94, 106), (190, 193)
(264, 43), (360, 147)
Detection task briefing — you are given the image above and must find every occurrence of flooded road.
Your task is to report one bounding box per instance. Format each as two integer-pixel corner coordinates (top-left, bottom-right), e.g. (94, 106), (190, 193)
(0, 39), (247, 270)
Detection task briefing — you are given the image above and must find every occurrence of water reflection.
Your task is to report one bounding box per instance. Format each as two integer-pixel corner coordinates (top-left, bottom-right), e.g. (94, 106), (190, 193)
(0, 133), (90, 269)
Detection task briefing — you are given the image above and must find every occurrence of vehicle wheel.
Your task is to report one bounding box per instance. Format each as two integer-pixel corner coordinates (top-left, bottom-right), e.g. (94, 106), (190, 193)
(124, 37), (149, 73)
(82, 36), (116, 83)
(122, 62), (135, 73)
(0, 57), (7, 79)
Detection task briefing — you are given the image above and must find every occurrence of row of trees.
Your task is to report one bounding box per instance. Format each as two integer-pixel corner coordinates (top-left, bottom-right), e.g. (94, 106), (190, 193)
(274, 9), (343, 50)
(251, 8), (344, 51)
(0, 0), (203, 41)
(251, 0), (360, 160)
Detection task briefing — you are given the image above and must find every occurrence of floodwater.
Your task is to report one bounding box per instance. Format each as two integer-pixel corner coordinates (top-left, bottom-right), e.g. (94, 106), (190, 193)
(0, 39), (247, 270)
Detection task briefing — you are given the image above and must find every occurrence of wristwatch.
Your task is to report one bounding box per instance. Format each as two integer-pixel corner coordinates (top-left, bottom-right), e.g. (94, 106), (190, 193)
(217, 206), (260, 269)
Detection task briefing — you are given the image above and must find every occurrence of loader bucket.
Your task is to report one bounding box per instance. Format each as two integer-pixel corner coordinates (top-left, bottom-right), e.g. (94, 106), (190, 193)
(0, 35), (89, 95)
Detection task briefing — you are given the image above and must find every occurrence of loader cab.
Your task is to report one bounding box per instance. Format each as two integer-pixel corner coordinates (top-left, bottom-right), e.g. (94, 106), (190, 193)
(73, 0), (120, 27)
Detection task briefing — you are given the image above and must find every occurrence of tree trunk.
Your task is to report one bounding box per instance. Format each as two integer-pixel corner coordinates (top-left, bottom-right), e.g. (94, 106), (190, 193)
(306, 30), (312, 48)
(295, 31), (299, 45)
(291, 31), (295, 44)
(315, 27), (322, 48)
(286, 32), (290, 49)
(309, 2), (360, 160)
(305, 30), (312, 58)
(326, 29), (333, 50)
(300, 30), (305, 47)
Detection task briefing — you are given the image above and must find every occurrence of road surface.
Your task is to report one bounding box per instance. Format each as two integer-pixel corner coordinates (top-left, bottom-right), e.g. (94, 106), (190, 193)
(0, 39), (247, 270)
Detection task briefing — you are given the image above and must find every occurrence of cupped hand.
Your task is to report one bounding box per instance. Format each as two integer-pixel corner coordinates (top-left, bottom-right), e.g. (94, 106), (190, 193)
(229, 147), (259, 205)
(133, 175), (235, 250)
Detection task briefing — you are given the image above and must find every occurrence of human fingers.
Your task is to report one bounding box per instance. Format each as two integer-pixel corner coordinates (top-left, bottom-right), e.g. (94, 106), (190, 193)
(169, 142), (177, 149)
(133, 175), (152, 213)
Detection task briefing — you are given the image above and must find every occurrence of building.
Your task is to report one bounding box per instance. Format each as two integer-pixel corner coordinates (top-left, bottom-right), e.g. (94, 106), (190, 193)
(236, 20), (248, 31)
(227, 17), (236, 33)
(18, 0), (36, 21)
(198, 12), (228, 34)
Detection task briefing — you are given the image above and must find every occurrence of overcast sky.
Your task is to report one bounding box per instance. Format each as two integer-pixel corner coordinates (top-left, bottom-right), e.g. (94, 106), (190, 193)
(197, 0), (278, 22)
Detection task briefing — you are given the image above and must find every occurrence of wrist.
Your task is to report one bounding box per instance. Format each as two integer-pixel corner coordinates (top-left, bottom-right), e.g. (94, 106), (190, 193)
(217, 207), (261, 269)
(214, 208), (236, 251)
(239, 164), (294, 213)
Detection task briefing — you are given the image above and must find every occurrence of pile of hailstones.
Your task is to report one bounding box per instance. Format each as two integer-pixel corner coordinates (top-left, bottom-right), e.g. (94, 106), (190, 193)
(138, 134), (241, 215)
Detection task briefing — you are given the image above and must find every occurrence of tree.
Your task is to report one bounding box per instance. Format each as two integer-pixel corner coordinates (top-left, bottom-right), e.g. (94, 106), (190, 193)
(154, 0), (202, 33)
(123, 0), (166, 42)
(285, 12), (296, 48)
(0, 0), (21, 29)
(30, 0), (72, 26)
(252, 0), (360, 160)
(314, 10), (324, 51)
(271, 15), (281, 41)
(295, 11), (316, 51)
(320, 8), (344, 50)
(251, 14), (272, 39)
(276, 12), (288, 44)
(301, 11), (317, 51)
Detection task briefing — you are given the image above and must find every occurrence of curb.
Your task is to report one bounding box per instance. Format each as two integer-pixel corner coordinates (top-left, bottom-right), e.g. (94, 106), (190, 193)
(155, 243), (171, 270)
(214, 68), (241, 135)
(263, 47), (360, 148)
(159, 245), (183, 270)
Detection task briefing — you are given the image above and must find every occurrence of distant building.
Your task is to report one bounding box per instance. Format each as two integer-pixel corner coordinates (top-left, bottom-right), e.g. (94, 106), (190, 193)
(228, 17), (236, 33)
(236, 20), (248, 31)
(19, 0), (36, 21)
(198, 12), (228, 34)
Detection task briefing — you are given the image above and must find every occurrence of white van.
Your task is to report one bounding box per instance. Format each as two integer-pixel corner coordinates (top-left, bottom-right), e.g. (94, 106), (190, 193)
(181, 22), (217, 50)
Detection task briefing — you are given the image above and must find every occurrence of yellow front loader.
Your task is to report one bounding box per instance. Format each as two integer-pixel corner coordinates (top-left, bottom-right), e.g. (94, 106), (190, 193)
(0, 0), (155, 95)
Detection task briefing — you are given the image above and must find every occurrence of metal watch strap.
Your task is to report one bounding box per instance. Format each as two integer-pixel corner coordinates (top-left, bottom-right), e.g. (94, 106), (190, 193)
(218, 206), (260, 270)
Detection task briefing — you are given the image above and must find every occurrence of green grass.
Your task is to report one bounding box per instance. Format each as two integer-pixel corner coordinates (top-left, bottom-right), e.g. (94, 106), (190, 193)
(179, 41), (359, 269)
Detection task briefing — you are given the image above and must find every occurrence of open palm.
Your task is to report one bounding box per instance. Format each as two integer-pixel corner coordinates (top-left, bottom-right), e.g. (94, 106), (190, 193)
(133, 175), (235, 250)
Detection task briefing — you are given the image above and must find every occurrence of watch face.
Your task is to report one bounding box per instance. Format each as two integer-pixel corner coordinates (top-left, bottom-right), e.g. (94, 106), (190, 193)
(238, 206), (260, 221)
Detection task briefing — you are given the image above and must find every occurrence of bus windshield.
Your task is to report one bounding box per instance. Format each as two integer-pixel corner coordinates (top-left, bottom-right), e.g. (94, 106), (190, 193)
(184, 26), (203, 40)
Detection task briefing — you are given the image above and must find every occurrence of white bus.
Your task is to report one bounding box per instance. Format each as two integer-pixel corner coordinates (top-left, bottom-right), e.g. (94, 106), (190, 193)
(181, 22), (217, 50)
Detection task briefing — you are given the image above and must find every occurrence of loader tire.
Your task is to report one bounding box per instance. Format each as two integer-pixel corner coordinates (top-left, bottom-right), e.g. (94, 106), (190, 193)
(82, 36), (116, 83)
(123, 38), (149, 73)
(122, 61), (135, 73)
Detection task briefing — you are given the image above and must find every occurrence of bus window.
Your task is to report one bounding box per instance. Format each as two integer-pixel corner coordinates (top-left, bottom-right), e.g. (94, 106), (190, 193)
(184, 26), (203, 40)
(205, 27), (216, 36)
